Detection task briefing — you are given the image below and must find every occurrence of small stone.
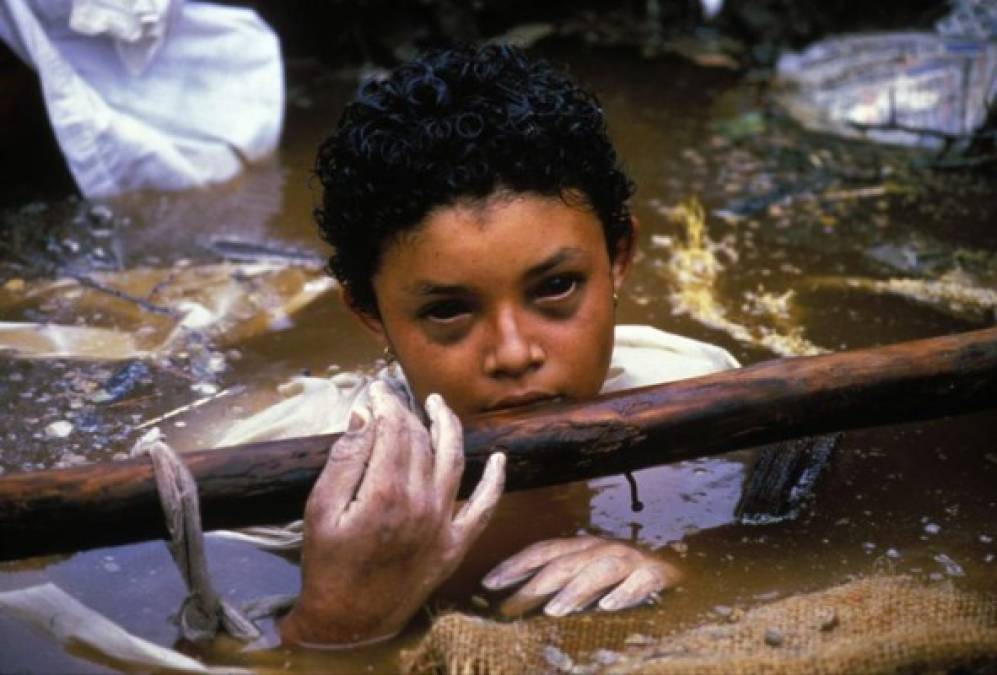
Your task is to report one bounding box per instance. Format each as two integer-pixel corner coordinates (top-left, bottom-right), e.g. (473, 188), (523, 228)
(763, 628), (784, 647)
(624, 633), (655, 647)
(979, 534), (993, 544)
(862, 542), (876, 553)
(817, 609), (839, 632)
(543, 645), (573, 672)
(207, 353), (227, 373)
(89, 204), (114, 223)
(591, 649), (618, 665)
(45, 420), (74, 438)
(712, 604), (733, 618)
(923, 522), (941, 535)
(885, 548), (901, 559)
(934, 553), (965, 577)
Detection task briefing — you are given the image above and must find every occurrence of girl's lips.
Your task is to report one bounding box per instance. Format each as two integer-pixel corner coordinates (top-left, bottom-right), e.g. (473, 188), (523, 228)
(485, 392), (561, 412)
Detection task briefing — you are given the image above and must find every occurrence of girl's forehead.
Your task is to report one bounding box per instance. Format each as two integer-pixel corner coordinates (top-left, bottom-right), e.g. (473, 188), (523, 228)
(377, 194), (609, 292)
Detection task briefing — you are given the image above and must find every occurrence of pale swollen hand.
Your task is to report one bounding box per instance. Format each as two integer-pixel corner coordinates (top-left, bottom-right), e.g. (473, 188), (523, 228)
(279, 381), (506, 647)
(481, 535), (679, 617)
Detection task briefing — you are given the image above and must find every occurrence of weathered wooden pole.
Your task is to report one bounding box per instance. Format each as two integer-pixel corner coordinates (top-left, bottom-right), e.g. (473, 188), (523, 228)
(1, 327), (995, 562)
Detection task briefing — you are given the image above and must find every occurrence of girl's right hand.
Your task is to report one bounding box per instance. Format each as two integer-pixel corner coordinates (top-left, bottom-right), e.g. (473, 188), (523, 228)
(279, 381), (506, 647)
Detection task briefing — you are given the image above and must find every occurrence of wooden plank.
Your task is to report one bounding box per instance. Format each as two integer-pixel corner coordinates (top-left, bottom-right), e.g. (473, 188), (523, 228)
(1, 327), (995, 562)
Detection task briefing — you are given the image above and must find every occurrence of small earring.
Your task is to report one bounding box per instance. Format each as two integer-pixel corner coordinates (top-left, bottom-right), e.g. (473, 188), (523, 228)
(613, 291), (619, 307)
(382, 345), (396, 363)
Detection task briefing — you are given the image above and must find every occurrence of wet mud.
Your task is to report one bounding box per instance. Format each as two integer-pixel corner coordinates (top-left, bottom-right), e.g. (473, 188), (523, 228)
(1, 40), (995, 673)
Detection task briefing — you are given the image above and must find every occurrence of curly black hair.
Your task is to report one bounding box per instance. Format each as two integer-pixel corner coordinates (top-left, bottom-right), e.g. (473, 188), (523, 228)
(315, 44), (636, 316)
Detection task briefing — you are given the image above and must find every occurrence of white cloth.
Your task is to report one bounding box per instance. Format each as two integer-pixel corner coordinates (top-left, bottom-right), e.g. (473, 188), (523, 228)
(0, 0), (284, 198)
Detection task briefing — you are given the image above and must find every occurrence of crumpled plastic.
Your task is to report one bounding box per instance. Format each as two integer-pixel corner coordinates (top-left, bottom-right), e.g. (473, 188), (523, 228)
(775, 0), (997, 149)
(0, 0), (284, 197)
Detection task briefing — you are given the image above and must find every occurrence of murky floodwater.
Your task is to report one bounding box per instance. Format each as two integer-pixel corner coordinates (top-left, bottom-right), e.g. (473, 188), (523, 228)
(1, 43), (995, 673)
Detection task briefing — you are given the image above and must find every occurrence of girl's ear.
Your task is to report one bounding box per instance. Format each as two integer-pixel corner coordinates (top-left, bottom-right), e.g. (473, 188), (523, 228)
(340, 287), (389, 347)
(611, 215), (639, 293)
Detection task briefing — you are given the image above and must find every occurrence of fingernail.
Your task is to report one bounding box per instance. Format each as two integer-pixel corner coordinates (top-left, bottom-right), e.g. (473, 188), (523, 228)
(599, 596), (619, 611)
(425, 393), (439, 412)
(545, 600), (570, 617)
(347, 410), (367, 431)
(481, 572), (503, 589)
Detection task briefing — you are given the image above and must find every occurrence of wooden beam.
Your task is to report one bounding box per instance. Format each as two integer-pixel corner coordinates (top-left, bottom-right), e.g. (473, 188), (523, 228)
(1, 327), (995, 561)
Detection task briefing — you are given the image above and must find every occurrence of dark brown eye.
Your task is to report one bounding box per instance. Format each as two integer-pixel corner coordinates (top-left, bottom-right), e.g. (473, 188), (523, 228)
(535, 274), (582, 302)
(421, 299), (471, 323)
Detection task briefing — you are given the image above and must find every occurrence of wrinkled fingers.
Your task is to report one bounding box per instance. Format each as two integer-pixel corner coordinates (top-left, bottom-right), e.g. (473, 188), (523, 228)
(305, 404), (375, 525)
(543, 554), (632, 617)
(483, 536), (602, 591)
(598, 563), (672, 611)
(354, 382), (420, 510)
(427, 394), (464, 508)
(452, 452), (506, 545)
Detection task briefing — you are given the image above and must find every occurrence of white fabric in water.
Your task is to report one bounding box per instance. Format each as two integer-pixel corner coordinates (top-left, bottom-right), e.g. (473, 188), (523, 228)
(0, 0), (284, 198)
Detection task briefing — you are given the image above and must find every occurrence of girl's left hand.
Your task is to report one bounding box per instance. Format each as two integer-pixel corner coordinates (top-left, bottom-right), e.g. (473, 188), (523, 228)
(481, 535), (680, 617)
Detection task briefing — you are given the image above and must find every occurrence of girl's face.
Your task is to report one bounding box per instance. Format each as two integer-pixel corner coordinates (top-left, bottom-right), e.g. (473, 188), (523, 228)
(355, 192), (633, 420)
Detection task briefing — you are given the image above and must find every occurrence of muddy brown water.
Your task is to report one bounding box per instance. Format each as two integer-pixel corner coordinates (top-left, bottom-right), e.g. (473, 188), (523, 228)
(1, 44), (995, 673)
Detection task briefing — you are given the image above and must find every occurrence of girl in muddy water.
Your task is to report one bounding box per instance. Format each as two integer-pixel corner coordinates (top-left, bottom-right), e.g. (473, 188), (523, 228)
(217, 44), (739, 647)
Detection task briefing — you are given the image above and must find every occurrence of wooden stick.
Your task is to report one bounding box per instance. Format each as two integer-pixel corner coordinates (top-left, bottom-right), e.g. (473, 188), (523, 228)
(1, 327), (995, 562)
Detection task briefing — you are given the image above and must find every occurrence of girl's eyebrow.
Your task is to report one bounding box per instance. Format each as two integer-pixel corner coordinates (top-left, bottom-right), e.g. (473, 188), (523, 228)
(524, 247), (586, 280)
(407, 247), (587, 297)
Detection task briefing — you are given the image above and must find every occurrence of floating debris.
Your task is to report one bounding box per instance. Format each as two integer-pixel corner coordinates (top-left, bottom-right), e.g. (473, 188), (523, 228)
(0, 263), (336, 362)
(806, 273), (997, 324)
(204, 238), (324, 266)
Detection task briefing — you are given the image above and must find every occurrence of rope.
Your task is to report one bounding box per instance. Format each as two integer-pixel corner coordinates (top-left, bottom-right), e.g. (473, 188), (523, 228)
(131, 429), (264, 643)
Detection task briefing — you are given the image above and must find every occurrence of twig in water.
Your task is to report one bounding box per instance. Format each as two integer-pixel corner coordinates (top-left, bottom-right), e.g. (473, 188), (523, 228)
(134, 387), (242, 430)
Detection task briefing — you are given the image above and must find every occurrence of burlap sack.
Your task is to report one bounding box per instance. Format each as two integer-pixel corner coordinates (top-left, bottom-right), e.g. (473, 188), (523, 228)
(402, 575), (997, 674)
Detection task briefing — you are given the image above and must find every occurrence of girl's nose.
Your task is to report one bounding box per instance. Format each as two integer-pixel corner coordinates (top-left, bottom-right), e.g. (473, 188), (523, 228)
(483, 308), (544, 378)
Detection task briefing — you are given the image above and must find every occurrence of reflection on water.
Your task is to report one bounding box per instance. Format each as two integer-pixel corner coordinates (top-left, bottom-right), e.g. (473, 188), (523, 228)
(1, 43), (995, 673)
